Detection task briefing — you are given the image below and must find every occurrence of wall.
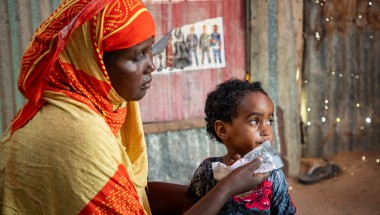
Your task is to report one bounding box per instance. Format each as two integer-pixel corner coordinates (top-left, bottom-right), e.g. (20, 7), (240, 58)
(146, 127), (225, 185)
(248, 0), (304, 175)
(302, 0), (380, 157)
(141, 0), (247, 122)
(0, 0), (61, 132)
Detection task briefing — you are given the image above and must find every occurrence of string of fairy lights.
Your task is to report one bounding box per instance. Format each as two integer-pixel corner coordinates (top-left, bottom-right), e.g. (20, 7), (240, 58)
(301, 0), (374, 132)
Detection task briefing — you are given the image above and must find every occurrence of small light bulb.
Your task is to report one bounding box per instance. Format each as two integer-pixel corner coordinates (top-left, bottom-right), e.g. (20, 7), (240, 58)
(366, 117), (371, 123)
(332, 72), (336, 75)
(325, 106), (328, 110)
(307, 107), (311, 112)
(325, 100), (328, 104)
(356, 103), (360, 108)
(358, 14), (362, 19)
(307, 121), (311, 126)
(336, 118), (341, 123)
(369, 2), (372, 6)
(376, 159), (379, 163)
(339, 73), (343, 77)
(362, 156), (366, 161)
(315, 32), (321, 40)
(322, 117), (326, 123)
(304, 80), (308, 84)
(360, 126), (364, 130)
(326, 18), (330, 22)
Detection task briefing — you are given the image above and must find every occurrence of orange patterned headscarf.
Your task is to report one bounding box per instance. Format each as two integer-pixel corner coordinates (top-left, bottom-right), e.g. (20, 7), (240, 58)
(11, 0), (155, 135)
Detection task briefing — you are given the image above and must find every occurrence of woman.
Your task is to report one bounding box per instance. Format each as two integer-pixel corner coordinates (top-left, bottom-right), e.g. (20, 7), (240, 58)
(0, 0), (268, 214)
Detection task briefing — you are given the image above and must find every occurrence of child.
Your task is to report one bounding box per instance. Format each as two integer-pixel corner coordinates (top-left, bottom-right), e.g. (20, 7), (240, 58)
(185, 79), (297, 214)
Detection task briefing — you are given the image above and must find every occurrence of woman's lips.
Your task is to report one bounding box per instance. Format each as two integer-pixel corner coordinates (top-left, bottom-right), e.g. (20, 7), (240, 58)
(141, 75), (152, 89)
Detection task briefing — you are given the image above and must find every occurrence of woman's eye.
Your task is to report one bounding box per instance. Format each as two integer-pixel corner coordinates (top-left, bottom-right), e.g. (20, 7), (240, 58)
(133, 53), (144, 62)
(266, 119), (274, 125)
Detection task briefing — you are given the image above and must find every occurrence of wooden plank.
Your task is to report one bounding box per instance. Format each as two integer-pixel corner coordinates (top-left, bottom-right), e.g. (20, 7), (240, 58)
(143, 118), (205, 134)
(248, 0), (303, 176)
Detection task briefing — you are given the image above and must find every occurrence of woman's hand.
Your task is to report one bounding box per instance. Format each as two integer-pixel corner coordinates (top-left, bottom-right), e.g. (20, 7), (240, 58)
(221, 157), (270, 197)
(184, 157), (269, 215)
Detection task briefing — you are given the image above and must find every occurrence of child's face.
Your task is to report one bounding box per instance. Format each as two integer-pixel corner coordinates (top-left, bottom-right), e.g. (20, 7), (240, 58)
(224, 92), (274, 157)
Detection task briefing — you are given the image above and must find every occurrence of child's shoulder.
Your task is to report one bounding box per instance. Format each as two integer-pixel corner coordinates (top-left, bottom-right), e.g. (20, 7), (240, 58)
(199, 156), (223, 166)
(271, 168), (286, 177)
(269, 169), (290, 189)
(269, 168), (286, 180)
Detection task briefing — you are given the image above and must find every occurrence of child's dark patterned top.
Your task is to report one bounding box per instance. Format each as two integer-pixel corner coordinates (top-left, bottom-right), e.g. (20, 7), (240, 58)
(186, 157), (297, 215)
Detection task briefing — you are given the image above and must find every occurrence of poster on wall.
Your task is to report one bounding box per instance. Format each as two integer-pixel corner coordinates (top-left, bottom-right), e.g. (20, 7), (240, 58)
(140, 0), (246, 122)
(152, 17), (225, 73)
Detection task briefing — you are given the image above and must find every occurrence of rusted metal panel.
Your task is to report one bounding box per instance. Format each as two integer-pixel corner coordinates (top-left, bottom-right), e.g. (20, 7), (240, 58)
(140, 0), (247, 122)
(302, 0), (380, 157)
(0, 0), (58, 133)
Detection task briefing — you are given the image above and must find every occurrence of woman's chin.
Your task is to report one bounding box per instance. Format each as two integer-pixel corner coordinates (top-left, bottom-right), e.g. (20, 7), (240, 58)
(131, 90), (148, 101)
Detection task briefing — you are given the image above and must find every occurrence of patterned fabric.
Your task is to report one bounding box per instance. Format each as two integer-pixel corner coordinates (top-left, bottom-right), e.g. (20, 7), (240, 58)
(1, 0), (155, 214)
(186, 157), (297, 215)
(79, 165), (145, 214)
(1, 97), (150, 214)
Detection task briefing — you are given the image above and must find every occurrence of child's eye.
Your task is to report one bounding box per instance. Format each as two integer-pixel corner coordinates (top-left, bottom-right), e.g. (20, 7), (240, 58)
(266, 119), (274, 126)
(249, 119), (259, 126)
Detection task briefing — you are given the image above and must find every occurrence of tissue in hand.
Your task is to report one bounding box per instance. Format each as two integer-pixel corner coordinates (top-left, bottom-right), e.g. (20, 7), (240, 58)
(212, 140), (283, 180)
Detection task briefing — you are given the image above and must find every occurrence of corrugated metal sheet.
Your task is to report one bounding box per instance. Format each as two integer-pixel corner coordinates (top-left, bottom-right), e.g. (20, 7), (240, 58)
(0, 0), (60, 133)
(146, 127), (225, 184)
(302, 0), (380, 157)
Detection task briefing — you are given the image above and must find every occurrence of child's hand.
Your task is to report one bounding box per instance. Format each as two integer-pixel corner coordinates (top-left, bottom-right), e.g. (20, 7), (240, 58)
(227, 154), (242, 166)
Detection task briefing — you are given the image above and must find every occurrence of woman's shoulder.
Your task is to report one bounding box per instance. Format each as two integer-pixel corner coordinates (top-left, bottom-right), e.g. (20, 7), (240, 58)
(35, 97), (113, 139)
(2, 101), (125, 214)
(11, 99), (120, 162)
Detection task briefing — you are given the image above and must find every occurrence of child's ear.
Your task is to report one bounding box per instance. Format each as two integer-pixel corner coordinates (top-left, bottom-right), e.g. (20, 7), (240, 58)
(214, 120), (229, 140)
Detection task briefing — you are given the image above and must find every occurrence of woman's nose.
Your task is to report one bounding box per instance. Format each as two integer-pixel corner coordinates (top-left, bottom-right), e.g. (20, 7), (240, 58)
(147, 53), (156, 73)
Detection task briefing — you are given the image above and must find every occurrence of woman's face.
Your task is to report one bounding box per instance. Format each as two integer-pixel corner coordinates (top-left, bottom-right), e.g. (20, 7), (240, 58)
(103, 36), (155, 101)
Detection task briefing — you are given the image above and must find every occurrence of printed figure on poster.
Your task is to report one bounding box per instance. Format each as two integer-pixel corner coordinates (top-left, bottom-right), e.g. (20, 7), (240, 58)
(153, 17), (226, 74)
